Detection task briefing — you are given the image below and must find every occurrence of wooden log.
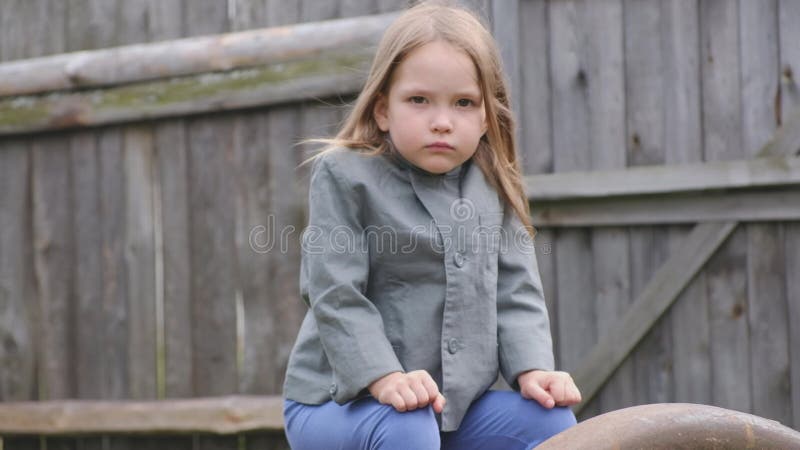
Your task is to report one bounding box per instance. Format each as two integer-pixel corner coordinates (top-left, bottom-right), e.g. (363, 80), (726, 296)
(0, 49), (374, 136)
(0, 12), (398, 96)
(0, 396), (284, 435)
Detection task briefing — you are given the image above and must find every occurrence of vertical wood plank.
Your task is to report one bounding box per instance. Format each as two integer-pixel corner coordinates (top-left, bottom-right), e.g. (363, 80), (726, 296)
(624, 0), (667, 411)
(787, 222), (800, 430)
(578, 0), (629, 415)
(185, 7), (239, 449)
(116, 3), (159, 430)
(0, 2), (36, 409)
(624, 0), (678, 411)
(264, 0), (306, 402)
(147, 0), (194, 413)
(740, 0), (791, 425)
(661, 0), (709, 406)
(778, 0), (800, 430)
(701, 0), (751, 414)
(492, 0), (520, 149)
(548, 0), (598, 420)
(0, 141), (35, 402)
(229, 0), (273, 403)
(518, 0), (552, 175)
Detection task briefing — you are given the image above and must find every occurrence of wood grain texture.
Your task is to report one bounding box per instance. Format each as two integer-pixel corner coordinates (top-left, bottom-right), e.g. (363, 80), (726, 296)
(700, 0), (751, 416)
(0, 140), (35, 402)
(518, 0), (552, 175)
(661, 0), (709, 407)
(740, 0), (791, 425)
(779, 0), (800, 431)
(186, 2), (237, 449)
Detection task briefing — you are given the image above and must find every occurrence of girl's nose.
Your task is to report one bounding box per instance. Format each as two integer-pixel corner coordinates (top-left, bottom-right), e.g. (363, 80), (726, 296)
(430, 110), (453, 133)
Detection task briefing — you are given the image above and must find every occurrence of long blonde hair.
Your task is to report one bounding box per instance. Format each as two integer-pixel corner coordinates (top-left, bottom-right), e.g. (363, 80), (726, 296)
(303, 0), (535, 237)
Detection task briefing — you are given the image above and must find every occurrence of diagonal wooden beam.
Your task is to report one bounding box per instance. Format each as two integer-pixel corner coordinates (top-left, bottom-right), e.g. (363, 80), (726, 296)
(573, 108), (800, 414)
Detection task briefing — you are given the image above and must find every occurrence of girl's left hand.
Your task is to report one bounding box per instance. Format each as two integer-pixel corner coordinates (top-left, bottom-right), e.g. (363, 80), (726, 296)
(517, 370), (582, 409)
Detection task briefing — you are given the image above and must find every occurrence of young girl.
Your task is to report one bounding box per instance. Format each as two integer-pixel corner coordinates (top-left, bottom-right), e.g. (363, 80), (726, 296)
(282, 2), (580, 448)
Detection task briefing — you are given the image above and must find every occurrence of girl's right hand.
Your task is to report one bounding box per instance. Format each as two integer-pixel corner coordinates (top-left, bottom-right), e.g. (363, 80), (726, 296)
(367, 370), (446, 413)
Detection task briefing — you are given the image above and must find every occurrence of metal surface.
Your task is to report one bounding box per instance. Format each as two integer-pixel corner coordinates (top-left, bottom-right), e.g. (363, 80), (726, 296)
(537, 403), (800, 449)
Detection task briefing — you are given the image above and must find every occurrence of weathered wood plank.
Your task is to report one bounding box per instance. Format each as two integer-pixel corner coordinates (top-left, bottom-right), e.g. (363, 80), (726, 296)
(525, 155), (800, 201)
(492, 0), (520, 147)
(118, 10), (160, 450)
(661, 0), (709, 406)
(778, 0), (800, 431)
(0, 141), (35, 402)
(146, 0), (192, 406)
(740, 0), (791, 425)
(622, 0), (667, 412)
(185, 0), (236, 395)
(518, 0), (551, 175)
(153, 120), (193, 400)
(32, 135), (75, 401)
(70, 131), (106, 400)
(582, 0), (628, 415)
(746, 223), (791, 424)
(99, 129), (130, 400)
(548, 0), (600, 421)
(530, 187), (800, 227)
(574, 221), (737, 413)
(187, 4), (237, 450)
(787, 222), (800, 431)
(0, 396), (284, 434)
(701, 0), (748, 416)
(123, 125), (158, 401)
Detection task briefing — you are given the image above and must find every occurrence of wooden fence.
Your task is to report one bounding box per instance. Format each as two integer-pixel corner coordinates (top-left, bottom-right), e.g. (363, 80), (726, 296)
(0, 0), (799, 448)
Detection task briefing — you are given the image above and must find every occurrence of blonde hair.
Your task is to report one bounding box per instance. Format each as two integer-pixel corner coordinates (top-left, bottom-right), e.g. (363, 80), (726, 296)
(302, 0), (535, 237)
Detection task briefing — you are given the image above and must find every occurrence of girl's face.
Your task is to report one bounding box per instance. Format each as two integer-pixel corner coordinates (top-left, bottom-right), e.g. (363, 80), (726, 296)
(373, 41), (487, 174)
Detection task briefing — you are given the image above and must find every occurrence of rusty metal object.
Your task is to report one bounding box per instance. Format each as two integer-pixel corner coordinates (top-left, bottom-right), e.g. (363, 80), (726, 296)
(537, 403), (800, 449)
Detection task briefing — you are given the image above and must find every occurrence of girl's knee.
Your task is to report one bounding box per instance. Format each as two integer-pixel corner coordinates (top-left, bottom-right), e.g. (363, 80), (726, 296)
(376, 406), (440, 449)
(540, 406), (577, 437)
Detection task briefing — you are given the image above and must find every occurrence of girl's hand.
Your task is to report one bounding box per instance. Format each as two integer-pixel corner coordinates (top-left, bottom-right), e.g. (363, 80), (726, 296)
(517, 370), (582, 408)
(367, 370), (446, 413)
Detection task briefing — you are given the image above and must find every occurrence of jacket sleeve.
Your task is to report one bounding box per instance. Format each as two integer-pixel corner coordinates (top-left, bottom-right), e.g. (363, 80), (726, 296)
(299, 152), (404, 404)
(496, 207), (555, 390)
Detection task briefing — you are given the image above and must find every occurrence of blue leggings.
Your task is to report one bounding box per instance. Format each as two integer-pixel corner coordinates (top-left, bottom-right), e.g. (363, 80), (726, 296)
(283, 390), (577, 449)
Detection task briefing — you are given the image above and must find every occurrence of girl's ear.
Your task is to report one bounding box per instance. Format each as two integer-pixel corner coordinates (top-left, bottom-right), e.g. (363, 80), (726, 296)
(373, 93), (390, 132)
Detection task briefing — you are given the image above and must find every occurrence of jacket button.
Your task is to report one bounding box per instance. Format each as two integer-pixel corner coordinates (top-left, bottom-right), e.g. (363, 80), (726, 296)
(329, 383), (337, 396)
(448, 338), (459, 354)
(453, 252), (465, 268)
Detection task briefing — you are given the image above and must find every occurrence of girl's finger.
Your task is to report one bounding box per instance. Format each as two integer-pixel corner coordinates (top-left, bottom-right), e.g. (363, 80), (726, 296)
(410, 380), (431, 406)
(399, 385), (419, 411)
(420, 374), (442, 402)
(553, 378), (568, 403)
(526, 380), (555, 408)
(389, 391), (407, 412)
(432, 393), (446, 414)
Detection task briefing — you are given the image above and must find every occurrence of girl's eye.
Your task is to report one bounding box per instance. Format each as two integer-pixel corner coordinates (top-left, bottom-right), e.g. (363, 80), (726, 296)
(456, 99), (474, 107)
(409, 96), (426, 104)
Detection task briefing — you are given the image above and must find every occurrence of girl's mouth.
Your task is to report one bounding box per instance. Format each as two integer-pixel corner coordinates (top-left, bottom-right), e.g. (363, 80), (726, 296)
(427, 142), (454, 150)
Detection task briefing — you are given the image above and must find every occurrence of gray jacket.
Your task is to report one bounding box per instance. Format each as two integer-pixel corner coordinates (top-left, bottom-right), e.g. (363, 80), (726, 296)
(282, 147), (554, 431)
